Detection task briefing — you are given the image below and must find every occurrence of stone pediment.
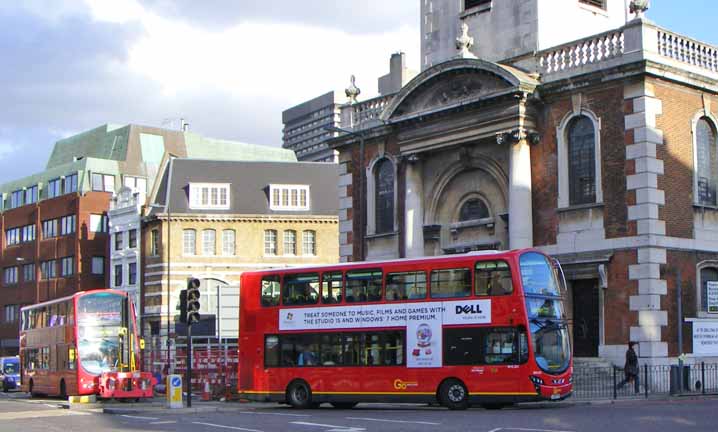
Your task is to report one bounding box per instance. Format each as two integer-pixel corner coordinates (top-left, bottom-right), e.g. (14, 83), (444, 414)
(382, 58), (538, 122)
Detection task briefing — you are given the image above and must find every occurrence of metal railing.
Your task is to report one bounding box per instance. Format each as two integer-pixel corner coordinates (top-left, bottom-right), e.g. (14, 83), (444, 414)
(573, 362), (718, 400)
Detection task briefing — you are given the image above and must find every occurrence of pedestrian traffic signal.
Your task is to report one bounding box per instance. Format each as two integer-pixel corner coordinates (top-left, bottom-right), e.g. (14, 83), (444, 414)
(186, 277), (201, 325)
(179, 289), (188, 324)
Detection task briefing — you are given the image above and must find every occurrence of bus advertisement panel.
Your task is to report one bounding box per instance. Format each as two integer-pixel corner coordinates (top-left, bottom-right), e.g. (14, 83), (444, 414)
(19, 290), (155, 399)
(238, 249), (572, 410)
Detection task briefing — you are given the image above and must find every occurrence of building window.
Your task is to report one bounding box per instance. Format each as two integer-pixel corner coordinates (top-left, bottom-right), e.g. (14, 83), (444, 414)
(202, 229), (216, 256)
(10, 190), (23, 209)
(90, 214), (108, 232)
(375, 159), (395, 234)
(61, 256), (74, 277)
(465, 0), (491, 10)
(3, 305), (18, 323)
(183, 229), (196, 255)
(302, 230), (316, 256)
(60, 215), (76, 236)
(91, 256), (105, 275)
(21, 224), (36, 243)
(268, 185), (310, 211)
(25, 185), (38, 205)
(151, 229), (159, 256)
(41, 260), (57, 279)
(5, 227), (20, 246)
(189, 183), (230, 210)
(114, 231), (124, 251)
(114, 264), (122, 287)
(568, 116), (596, 205)
(264, 230), (277, 255)
(128, 262), (137, 285)
(459, 198), (490, 222)
(699, 265), (718, 314)
(42, 218), (58, 239)
(123, 175), (147, 195)
(64, 174), (78, 194)
(23, 263), (35, 282)
(695, 117), (717, 206)
(222, 229), (235, 256)
(579, 0), (606, 9)
(91, 173), (115, 192)
(4, 267), (18, 285)
(128, 229), (137, 248)
(47, 178), (62, 198)
(284, 230), (297, 256)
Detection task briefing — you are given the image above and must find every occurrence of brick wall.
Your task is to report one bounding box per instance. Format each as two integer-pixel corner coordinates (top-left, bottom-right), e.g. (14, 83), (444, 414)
(604, 250), (637, 345)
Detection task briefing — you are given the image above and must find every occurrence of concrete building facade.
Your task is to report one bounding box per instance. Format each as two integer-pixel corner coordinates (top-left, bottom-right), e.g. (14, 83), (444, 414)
(332, 1), (718, 366)
(141, 159), (339, 372)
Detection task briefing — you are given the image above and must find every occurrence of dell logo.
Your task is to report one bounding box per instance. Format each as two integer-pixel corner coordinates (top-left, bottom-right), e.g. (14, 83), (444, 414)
(456, 304), (483, 314)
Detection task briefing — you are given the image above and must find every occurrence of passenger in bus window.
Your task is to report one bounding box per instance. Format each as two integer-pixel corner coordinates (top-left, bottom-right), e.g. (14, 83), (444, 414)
(297, 346), (317, 366)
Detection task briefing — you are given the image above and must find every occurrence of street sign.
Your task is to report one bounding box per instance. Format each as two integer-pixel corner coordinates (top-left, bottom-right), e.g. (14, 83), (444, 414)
(167, 374), (183, 408)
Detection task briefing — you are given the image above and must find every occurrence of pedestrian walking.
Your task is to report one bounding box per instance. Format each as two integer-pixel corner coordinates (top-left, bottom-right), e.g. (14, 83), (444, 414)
(616, 341), (640, 394)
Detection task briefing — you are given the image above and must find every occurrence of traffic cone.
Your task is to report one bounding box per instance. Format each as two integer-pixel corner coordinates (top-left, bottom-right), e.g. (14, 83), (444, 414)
(201, 380), (211, 401)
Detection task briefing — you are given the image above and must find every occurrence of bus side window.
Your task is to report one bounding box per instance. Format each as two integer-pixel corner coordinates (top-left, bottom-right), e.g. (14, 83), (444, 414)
(321, 272), (343, 304)
(386, 272), (426, 301)
(430, 268), (471, 298)
(260, 275), (280, 307)
(475, 260), (514, 296)
(346, 269), (382, 303)
(518, 326), (529, 363)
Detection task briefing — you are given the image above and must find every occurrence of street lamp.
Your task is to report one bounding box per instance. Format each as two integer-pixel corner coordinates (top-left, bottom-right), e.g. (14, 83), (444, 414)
(148, 202), (172, 373)
(324, 125), (366, 261)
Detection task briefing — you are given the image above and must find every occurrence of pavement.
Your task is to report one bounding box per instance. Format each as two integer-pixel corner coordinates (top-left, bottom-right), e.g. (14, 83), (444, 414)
(72, 391), (718, 415)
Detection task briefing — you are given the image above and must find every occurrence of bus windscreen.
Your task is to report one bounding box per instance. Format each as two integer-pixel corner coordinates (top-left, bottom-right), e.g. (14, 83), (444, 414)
(76, 292), (124, 374)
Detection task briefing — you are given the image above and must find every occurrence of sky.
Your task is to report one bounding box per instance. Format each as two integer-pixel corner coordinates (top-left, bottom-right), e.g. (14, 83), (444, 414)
(0, 0), (716, 185)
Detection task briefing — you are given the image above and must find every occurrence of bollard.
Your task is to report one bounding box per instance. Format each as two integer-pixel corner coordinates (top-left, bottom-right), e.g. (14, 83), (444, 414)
(202, 380), (211, 401)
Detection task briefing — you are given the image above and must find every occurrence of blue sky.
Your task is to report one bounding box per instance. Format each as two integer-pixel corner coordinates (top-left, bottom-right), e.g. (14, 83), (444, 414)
(0, 1), (715, 185)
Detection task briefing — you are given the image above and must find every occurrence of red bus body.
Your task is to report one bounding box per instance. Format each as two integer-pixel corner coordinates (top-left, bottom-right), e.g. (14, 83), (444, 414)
(238, 249), (572, 408)
(19, 289), (154, 399)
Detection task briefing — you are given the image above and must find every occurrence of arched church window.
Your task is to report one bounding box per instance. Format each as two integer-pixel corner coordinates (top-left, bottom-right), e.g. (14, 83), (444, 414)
(700, 266), (718, 313)
(375, 159), (394, 234)
(568, 116), (596, 205)
(696, 117), (717, 206)
(459, 198), (490, 222)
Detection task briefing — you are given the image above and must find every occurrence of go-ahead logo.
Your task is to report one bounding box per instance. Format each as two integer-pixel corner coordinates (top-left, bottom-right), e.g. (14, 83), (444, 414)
(393, 379), (418, 390)
(456, 304), (483, 314)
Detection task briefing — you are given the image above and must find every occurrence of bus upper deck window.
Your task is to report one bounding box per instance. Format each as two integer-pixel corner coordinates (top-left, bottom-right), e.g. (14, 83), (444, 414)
(260, 275), (280, 307)
(475, 260), (513, 296)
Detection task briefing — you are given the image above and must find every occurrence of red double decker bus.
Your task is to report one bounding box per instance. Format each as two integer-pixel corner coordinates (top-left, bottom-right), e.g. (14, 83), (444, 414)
(19, 289), (154, 399)
(238, 249), (572, 410)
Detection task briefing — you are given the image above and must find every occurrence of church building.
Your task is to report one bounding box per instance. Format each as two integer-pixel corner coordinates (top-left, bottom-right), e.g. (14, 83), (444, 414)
(331, 0), (718, 365)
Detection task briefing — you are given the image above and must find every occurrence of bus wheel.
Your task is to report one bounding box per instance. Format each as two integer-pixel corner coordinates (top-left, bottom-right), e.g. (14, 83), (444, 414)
(286, 380), (312, 409)
(330, 402), (358, 409)
(59, 380), (67, 399)
(439, 379), (469, 410)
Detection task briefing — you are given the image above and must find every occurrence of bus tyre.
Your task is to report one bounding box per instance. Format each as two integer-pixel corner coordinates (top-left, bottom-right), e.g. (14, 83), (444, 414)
(330, 402), (358, 409)
(286, 380), (312, 409)
(439, 379), (469, 410)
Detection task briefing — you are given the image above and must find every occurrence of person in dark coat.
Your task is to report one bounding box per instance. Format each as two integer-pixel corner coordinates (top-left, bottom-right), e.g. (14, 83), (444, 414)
(616, 341), (640, 393)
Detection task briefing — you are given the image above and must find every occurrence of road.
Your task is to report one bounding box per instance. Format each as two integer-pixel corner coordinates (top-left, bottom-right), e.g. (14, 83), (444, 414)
(1, 391), (717, 432)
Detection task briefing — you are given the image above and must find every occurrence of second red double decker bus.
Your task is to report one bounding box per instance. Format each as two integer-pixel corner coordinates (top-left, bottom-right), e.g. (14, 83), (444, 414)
(238, 249), (572, 409)
(19, 289), (155, 399)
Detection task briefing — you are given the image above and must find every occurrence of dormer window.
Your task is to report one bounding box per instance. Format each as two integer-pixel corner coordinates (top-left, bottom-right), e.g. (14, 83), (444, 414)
(579, 0), (606, 10)
(269, 184), (310, 211)
(189, 183), (230, 210)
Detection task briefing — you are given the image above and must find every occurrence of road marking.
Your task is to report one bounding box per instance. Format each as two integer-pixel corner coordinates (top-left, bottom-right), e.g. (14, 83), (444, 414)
(488, 428), (576, 432)
(0, 409), (90, 421)
(192, 421), (264, 432)
(291, 421), (366, 432)
(150, 420), (178, 425)
(120, 414), (160, 420)
(238, 411), (311, 417)
(346, 416), (440, 425)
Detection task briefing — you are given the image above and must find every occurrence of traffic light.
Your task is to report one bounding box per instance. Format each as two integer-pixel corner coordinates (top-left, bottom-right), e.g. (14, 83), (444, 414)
(186, 277), (201, 325)
(179, 289), (188, 324)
